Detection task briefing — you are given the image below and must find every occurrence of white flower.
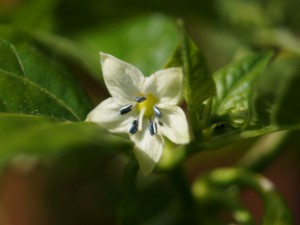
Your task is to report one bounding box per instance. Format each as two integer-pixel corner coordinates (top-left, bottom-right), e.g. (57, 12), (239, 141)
(86, 53), (190, 175)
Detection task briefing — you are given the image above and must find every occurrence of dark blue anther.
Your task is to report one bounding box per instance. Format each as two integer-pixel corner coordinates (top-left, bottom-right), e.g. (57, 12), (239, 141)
(153, 105), (162, 118)
(134, 96), (146, 103)
(119, 104), (133, 115)
(149, 120), (157, 136)
(129, 120), (138, 134)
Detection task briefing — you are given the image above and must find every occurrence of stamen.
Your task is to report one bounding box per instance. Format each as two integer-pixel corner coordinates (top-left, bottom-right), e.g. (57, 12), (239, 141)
(129, 120), (138, 134)
(119, 104), (132, 115)
(153, 105), (162, 118)
(149, 120), (157, 136)
(134, 96), (146, 103)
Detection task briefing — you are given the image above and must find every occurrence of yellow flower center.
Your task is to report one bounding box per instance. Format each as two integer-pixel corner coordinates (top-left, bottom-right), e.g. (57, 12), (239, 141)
(138, 94), (158, 117)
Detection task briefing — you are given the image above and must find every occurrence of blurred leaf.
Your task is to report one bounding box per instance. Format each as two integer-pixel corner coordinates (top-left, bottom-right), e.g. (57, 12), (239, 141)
(250, 55), (300, 128)
(0, 0), (58, 31)
(215, 0), (270, 28)
(73, 14), (179, 77)
(54, 0), (215, 33)
(192, 168), (293, 225)
(0, 26), (92, 120)
(212, 51), (273, 128)
(0, 114), (129, 165)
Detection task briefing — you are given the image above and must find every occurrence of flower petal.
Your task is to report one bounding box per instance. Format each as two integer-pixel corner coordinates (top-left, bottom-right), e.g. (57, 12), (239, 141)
(100, 52), (144, 104)
(86, 97), (134, 133)
(130, 121), (164, 175)
(142, 67), (183, 105)
(156, 105), (190, 144)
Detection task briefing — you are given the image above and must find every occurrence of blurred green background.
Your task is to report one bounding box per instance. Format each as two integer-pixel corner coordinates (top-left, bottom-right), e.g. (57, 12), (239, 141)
(0, 0), (299, 224)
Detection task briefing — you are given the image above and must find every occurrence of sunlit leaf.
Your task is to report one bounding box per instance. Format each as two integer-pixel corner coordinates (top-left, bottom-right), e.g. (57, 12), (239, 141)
(212, 51), (273, 128)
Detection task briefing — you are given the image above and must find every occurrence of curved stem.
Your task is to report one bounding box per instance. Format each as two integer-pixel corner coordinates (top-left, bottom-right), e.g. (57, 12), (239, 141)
(193, 168), (293, 225)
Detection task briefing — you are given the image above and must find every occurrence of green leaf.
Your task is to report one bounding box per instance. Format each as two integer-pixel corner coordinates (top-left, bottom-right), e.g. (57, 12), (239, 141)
(0, 26), (92, 120)
(188, 52), (274, 149)
(0, 37), (24, 75)
(0, 114), (130, 165)
(212, 51), (273, 128)
(29, 30), (100, 79)
(171, 23), (216, 138)
(0, 71), (79, 120)
(250, 55), (300, 129)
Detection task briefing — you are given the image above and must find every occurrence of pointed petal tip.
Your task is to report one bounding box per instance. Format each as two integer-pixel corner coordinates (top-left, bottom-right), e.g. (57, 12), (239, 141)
(132, 133), (164, 176)
(100, 52), (110, 62)
(85, 110), (94, 122)
(157, 106), (191, 145)
(133, 148), (157, 176)
(100, 51), (107, 57)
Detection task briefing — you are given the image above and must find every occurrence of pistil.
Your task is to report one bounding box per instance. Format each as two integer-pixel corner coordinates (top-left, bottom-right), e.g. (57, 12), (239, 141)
(137, 94), (158, 117)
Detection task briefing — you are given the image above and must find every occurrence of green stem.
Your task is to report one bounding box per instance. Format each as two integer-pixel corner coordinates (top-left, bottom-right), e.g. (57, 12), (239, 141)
(227, 199), (256, 225)
(193, 168), (293, 225)
(119, 157), (139, 225)
(168, 165), (197, 223)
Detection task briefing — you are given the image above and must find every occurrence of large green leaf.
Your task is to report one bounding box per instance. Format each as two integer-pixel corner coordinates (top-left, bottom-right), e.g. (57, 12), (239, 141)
(0, 71), (79, 120)
(0, 26), (92, 120)
(0, 114), (130, 165)
(0, 37), (24, 75)
(212, 51), (273, 128)
(73, 14), (179, 77)
(29, 30), (100, 79)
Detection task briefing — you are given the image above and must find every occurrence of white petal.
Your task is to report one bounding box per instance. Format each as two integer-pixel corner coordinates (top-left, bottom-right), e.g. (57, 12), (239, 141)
(157, 105), (190, 144)
(142, 67), (183, 105)
(86, 97), (134, 133)
(130, 121), (164, 175)
(100, 53), (144, 104)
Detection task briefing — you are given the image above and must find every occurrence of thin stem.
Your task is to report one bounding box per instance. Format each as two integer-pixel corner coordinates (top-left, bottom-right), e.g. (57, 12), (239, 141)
(236, 130), (291, 171)
(119, 156), (139, 225)
(168, 165), (197, 223)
